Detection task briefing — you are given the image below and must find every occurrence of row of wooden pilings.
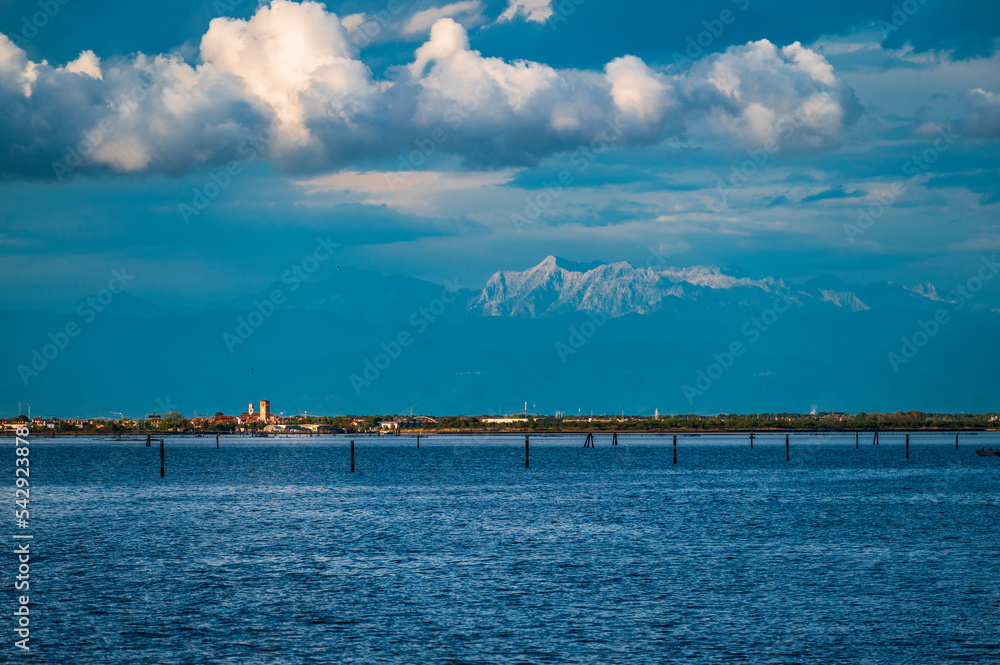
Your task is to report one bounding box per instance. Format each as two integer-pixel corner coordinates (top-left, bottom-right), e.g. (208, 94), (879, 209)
(541, 432), (659, 467)
(149, 430), (966, 476)
(347, 430), (934, 471)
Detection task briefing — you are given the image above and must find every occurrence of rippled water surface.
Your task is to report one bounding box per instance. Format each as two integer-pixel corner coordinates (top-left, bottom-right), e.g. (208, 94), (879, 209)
(6, 433), (1000, 664)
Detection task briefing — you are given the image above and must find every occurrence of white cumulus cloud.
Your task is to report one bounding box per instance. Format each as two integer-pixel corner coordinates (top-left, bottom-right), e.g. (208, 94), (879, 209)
(0, 3), (861, 179)
(496, 0), (553, 24)
(695, 39), (860, 150)
(200, 0), (378, 150)
(62, 50), (102, 80)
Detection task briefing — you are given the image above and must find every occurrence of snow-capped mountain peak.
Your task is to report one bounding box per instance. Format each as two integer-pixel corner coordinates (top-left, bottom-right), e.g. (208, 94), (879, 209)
(471, 256), (880, 318)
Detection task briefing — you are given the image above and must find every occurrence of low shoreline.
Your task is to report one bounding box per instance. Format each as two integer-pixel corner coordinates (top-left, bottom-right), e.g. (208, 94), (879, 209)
(10, 427), (998, 438)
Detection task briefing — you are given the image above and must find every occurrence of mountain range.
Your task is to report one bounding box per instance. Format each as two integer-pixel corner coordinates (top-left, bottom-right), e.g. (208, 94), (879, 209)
(3, 256), (997, 418)
(473, 255), (904, 318)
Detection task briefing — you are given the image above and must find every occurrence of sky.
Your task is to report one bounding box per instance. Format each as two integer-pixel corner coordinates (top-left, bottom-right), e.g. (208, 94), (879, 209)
(0, 0), (998, 310)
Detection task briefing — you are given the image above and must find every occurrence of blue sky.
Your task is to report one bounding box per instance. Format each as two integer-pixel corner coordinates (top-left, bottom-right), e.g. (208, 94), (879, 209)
(0, 0), (998, 310)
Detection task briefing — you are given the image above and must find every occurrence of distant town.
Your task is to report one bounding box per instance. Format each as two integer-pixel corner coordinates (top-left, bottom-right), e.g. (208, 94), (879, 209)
(3, 400), (999, 435)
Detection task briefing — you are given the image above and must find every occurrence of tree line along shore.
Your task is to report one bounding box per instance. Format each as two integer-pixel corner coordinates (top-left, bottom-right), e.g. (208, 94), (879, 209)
(6, 411), (998, 435)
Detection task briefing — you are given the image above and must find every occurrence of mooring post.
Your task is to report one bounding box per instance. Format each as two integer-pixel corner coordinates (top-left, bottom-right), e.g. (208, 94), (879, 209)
(906, 433), (909, 459)
(160, 439), (165, 478)
(350, 440), (355, 472)
(856, 431), (859, 449)
(216, 433), (219, 449)
(613, 432), (618, 446)
(525, 435), (529, 468)
(785, 434), (789, 462)
(956, 432), (959, 450)
(146, 433), (151, 447)
(750, 432), (755, 449)
(673, 435), (677, 465)
(417, 433), (420, 448)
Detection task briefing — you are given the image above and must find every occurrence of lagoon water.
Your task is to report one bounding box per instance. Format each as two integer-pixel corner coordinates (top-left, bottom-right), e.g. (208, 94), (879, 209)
(6, 433), (1000, 664)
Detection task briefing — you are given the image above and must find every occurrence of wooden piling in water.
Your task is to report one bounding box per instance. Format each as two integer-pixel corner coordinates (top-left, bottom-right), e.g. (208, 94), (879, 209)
(956, 432), (959, 450)
(584, 432), (594, 448)
(525, 435), (529, 468)
(146, 433), (151, 447)
(750, 432), (755, 449)
(612, 432), (618, 446)
(906, 434), (909, 459)
(160, 439), (165, 478)
(216, 433), (219, 449)
(856, 431), (859, 449)
(673, 435), (677, 465)
(785, 434), (789, 462)
(350, 440), (355, 472)
(417, 433), (420, 449)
